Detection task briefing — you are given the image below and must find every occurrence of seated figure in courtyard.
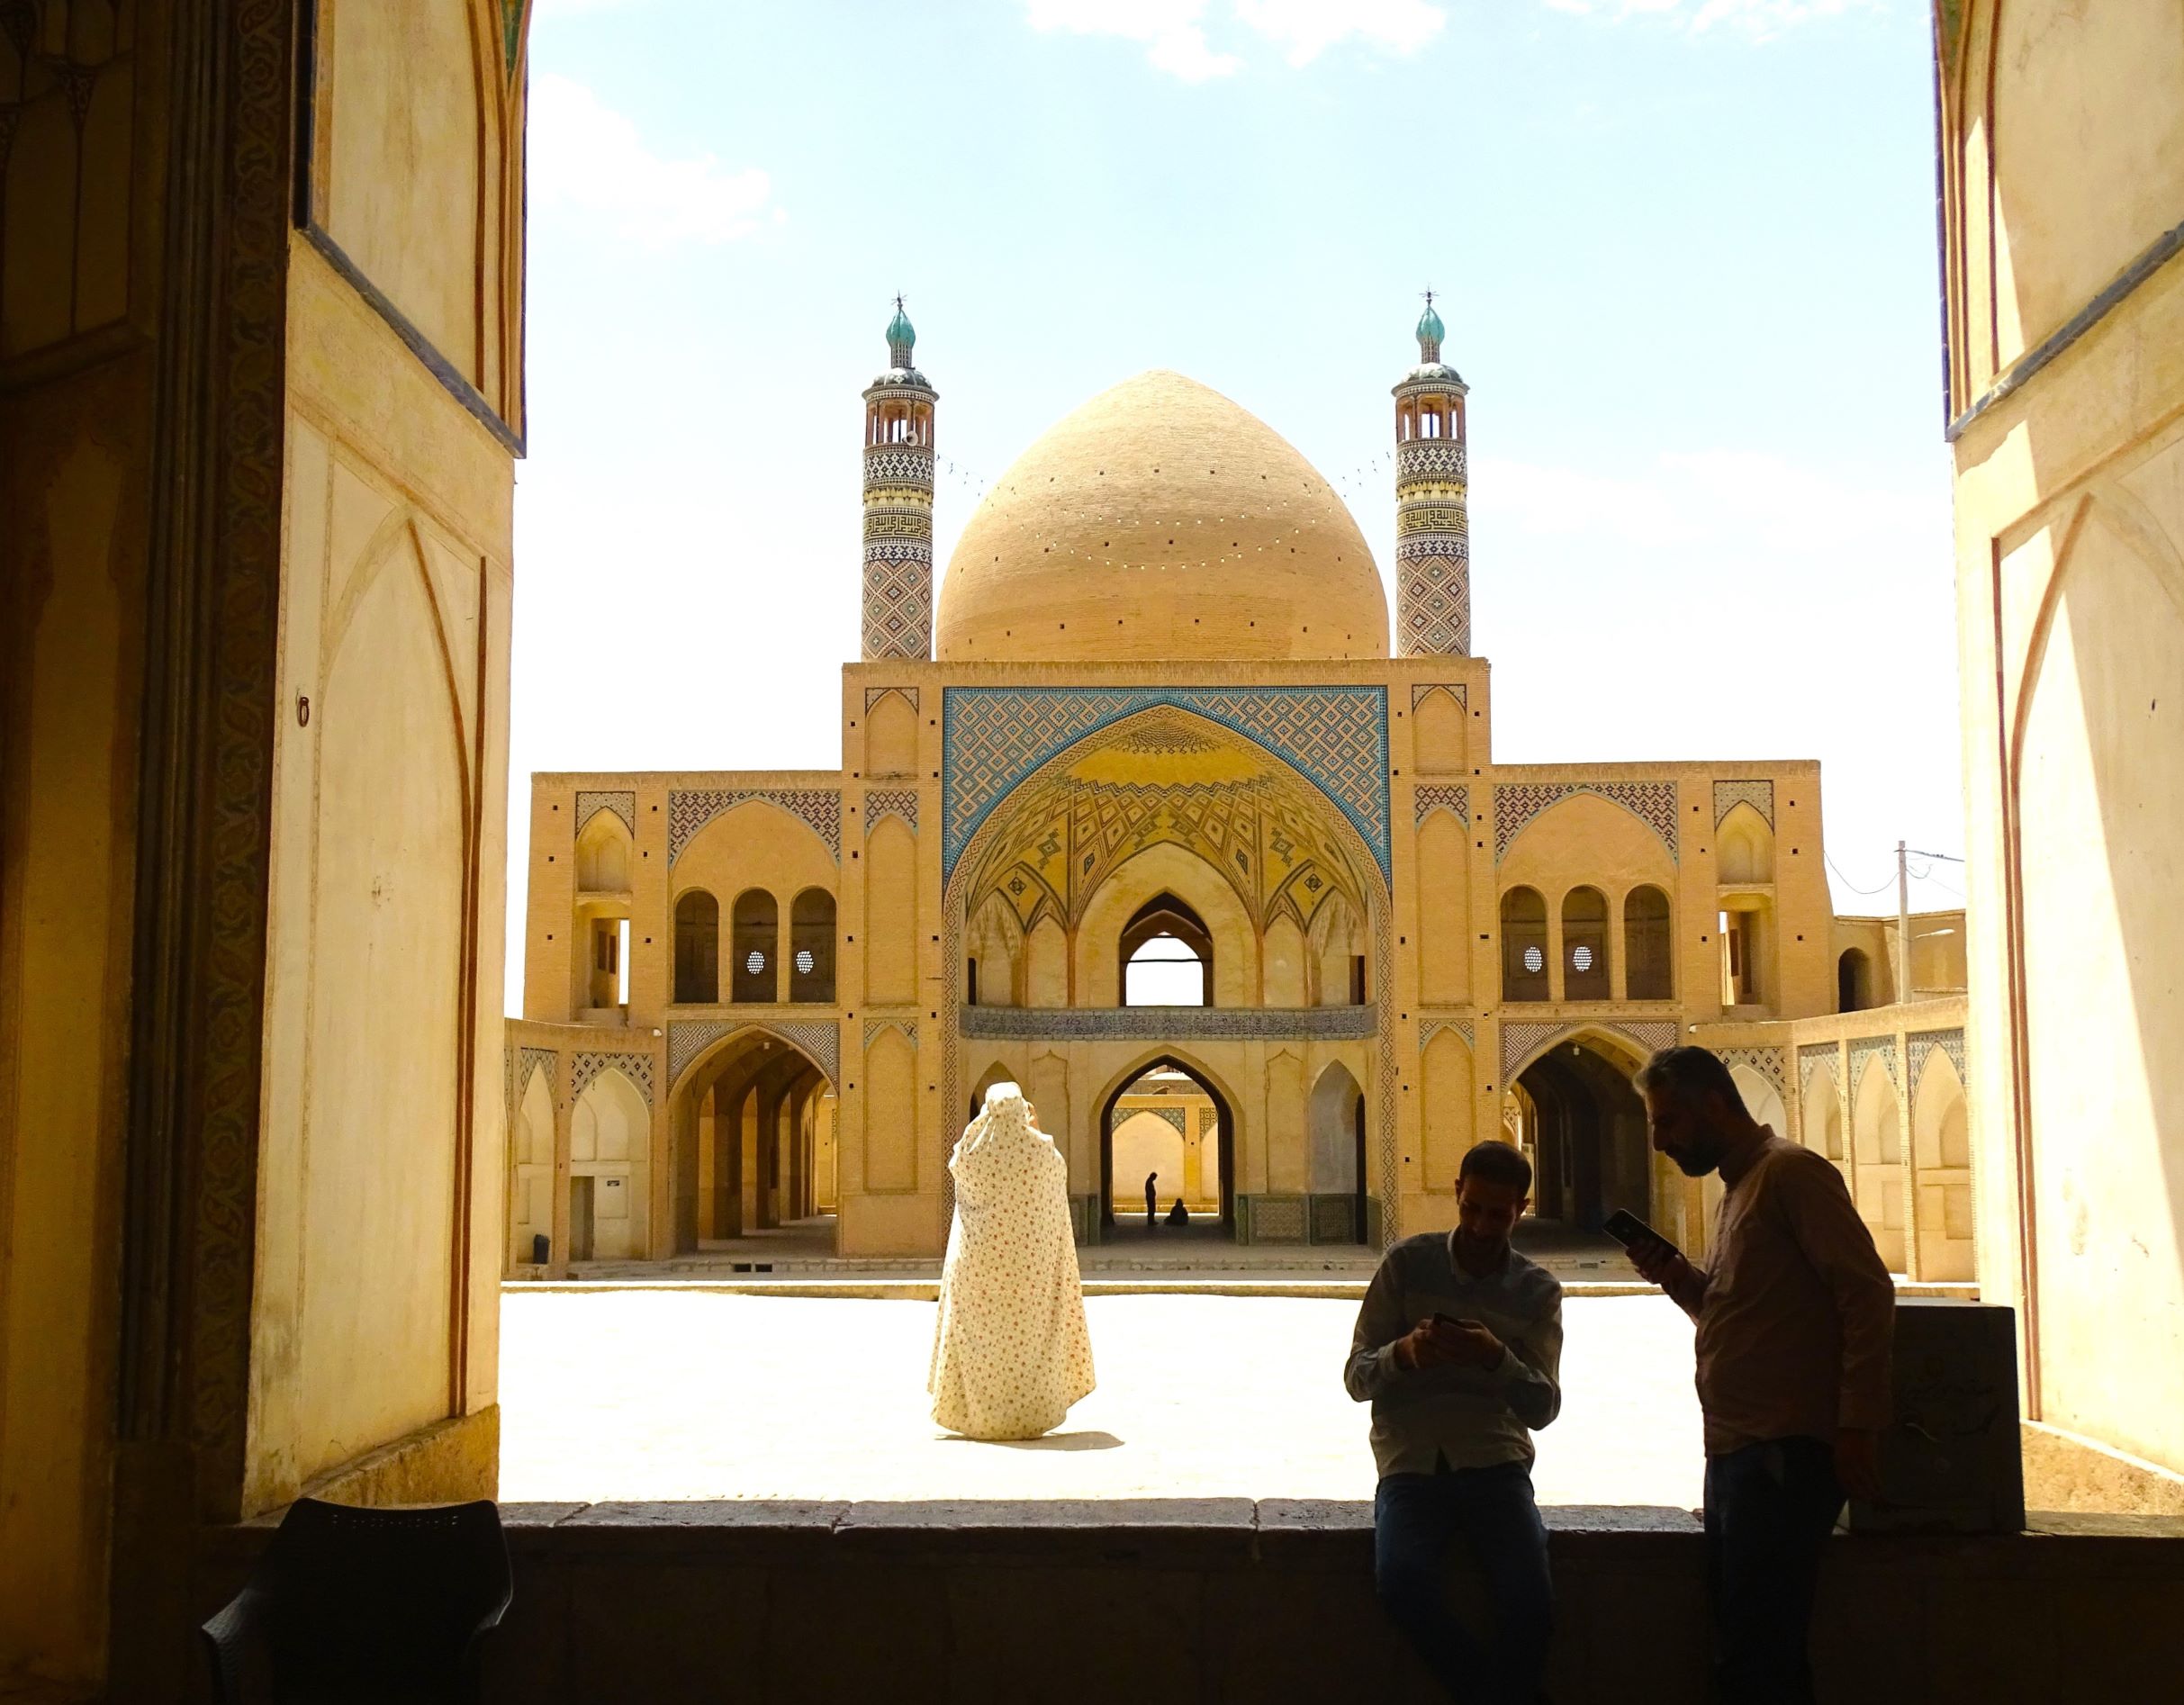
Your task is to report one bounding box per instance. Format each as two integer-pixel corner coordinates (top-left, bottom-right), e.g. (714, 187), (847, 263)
(1166, 1196), (1189, 1226)
(929, 1083), (1097, 1440)
(1345, 1140), (1563, 1705)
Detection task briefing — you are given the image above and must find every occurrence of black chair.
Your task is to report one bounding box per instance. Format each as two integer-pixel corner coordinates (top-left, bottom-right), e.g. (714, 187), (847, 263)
(200, 1498), (512, 1703)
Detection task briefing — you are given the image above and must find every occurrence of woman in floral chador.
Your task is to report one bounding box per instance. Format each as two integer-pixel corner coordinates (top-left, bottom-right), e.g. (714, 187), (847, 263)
(928, 1082), (1096, 1440)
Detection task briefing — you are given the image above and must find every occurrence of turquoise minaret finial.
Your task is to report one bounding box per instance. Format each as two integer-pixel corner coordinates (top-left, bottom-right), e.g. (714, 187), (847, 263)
(887, 294), (916, 367)
(1416, 288), (1444, 363)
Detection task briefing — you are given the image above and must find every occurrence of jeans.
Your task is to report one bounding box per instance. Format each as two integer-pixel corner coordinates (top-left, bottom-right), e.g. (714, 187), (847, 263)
(1703, 1437), (1846, 1705)
(1374, 1460), (1553, 1705)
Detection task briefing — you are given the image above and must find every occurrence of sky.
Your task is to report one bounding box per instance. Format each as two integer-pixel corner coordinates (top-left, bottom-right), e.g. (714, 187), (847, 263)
(509, 0), (1963, 1014)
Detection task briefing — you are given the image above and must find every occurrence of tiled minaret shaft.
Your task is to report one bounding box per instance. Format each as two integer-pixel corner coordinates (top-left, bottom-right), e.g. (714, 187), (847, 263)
(861, 301), (938, 661)
(1392, 298), (1472, 656)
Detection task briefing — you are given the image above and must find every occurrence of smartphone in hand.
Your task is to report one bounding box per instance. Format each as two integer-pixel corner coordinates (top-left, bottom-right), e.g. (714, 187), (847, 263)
(1602, 1209), (1677, 1257)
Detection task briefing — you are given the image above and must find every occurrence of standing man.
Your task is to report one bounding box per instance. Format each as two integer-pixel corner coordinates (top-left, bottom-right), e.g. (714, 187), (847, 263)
(1345, 1141), (1562, 1704)
(1145, 1169), (1159, 1229)
(1626, 1045), (1893, 1705)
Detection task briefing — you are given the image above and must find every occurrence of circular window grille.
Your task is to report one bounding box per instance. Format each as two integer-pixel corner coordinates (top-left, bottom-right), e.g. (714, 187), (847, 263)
(795, 949), (815, 974)
(745, 950), (766, 976)
(1522, 945), (1544, 974)
(1573, 945), (1594, 972)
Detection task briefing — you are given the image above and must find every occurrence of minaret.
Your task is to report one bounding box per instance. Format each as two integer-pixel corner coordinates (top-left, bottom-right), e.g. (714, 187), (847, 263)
(1391, 293), (1471, 656)
(860, 299), (939, 661)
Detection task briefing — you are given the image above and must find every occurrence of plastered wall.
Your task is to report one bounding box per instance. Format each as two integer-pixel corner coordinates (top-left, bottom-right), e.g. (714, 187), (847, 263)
(1941, 1), (2184, 1474)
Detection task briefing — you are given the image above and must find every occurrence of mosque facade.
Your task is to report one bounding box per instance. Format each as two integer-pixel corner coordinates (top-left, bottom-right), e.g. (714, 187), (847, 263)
(509, 308), (1971, 1274)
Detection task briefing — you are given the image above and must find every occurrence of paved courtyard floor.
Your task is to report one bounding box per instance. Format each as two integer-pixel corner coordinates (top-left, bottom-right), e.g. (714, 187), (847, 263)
(500, 1292), (1706, 1510)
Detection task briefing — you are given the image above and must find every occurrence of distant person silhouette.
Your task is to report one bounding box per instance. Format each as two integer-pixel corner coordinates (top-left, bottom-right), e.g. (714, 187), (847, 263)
(1167, 1197), (1189, 1226)
(1145, 1170), (1159, 1227)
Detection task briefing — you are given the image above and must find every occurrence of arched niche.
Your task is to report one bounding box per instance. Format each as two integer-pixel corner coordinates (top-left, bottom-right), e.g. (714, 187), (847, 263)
(1851, 1058), (1905, 1273)
(508, 1066), (555, 1267)
(1309, 889), (1367, 1007)
(963, 891), (1025, 1006)
(1801, 1062), (1844, 1161)
(1728, 1064), (1786, 1137)
(1837, 947), (1873, 1013)
(1412, 688), (1466, 773)
(1307, 1060), (1369, 1243)
(1501, 887), (1548, 1002)
(1075, 843), (1257, 1007)
(790, 887), (835, 1003)
(570, 1068), (651, 1263)
(862, 1025), (917, 1193)
(730, 889), (779, 1003)
(1561, 886), (1611, 1000)
(672, 889), (719, 1004)
(1912, 1050), (1973, 1281)
(1420, 1029), (1475, 1194)
(575, 810), (632, 892)
(865, 691), (917, 777)
(1263, 912), (1307, 1008)
(1623, 885), (1672, 1000)
(1716, 802), (1774, 884)
(863, 816), (917, 1005)
(1416, 811), (1469, 1004)
(1118, 892), (1214, 1007)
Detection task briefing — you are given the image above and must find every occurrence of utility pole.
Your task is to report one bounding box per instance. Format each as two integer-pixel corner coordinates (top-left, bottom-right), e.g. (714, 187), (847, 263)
(1896, 839), (1912, 1003)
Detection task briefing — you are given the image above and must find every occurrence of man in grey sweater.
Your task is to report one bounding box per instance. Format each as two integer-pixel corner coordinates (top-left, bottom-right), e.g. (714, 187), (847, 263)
(1346, 1140), (1563, 1704)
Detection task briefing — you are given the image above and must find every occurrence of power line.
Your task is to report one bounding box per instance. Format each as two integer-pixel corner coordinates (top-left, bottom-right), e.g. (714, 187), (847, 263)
(1825, 853), (1897, 898)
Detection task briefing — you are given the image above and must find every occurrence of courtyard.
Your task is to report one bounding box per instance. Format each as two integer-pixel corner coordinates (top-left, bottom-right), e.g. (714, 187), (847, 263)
(499, 1290), (1705, 1509)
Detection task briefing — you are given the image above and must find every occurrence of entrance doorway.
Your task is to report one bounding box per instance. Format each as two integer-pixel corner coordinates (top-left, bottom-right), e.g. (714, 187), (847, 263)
(1506, 1036), (1649, 1235)
(1098, 1058), (1236, 1241)
(569, 1176), (596, 1263)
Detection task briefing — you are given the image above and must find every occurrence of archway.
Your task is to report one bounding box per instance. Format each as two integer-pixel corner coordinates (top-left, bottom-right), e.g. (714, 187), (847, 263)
(1510, 1033), (1650, 1235)
(569, 1068), (651, 1263)
(670, 1027), (837, 1258)
(1097, 1055), (1236, 1242)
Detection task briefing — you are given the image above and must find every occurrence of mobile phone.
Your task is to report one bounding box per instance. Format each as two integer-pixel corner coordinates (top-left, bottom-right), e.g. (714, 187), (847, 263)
(1602, 1210), (1674, 1253)
(1432, 1312), (1482, 1331)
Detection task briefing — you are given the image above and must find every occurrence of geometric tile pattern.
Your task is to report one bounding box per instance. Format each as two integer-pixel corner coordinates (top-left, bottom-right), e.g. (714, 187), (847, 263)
(669, 788), (843, 863)
(1108, 1104), (1188, 1138)
(1394, 397), (1470, 656)
(574, 789), (636, 835)
(1910, 1027), (1968, 1083)
(863, 1018), (918, 1051)
(943, 685), (1391, 880)
(1410, 681), (1467, 709)
(1848, 1035), (1900, 1093)
(1798, 1041), (1841, 1091)
(957, 1004), (1378, 1042)
(1715, 1043), (1789, 1103)
(1500, 1018), (1678, 1082)
(1494, 781), (1680, 862)
(864, 685), (920, 712)
(665, 1018), (841, 1091)
(1712, 778), (1775, 828)
(571, 1048), (656, 1106)
(866, 789), (919, 833)
(1413, 784), (1469, 828)
(1419, 1017), (1475, 1050)
(861, 409), (937, 660)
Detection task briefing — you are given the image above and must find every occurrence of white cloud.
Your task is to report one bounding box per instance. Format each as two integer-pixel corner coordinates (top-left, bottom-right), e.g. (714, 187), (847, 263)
(1026, 0), (1241, 82)
(528, 72), (774, 246)
(1233, 0), (1445, 65)
(1026, 0), (1443, 80)
(1540, 0), (1873, 41)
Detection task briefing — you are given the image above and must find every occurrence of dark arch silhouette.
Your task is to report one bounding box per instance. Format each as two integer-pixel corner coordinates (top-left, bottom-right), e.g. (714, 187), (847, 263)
(1097, 1054), (1235, 1239)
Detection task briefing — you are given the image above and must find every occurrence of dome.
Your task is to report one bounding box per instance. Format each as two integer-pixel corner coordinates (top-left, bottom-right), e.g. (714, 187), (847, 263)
(934, 371), (1389, 663)
(887, 303), (916, 351)
(1416, 302), (1445, 347)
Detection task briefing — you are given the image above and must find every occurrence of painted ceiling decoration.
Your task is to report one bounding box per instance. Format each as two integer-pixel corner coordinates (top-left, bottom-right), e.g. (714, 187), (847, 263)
(956, 706), (1375, 942)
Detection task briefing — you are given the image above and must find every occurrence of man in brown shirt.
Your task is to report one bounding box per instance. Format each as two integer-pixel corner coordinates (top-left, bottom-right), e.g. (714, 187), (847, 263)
(1626, 1045), (1893, 1705)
